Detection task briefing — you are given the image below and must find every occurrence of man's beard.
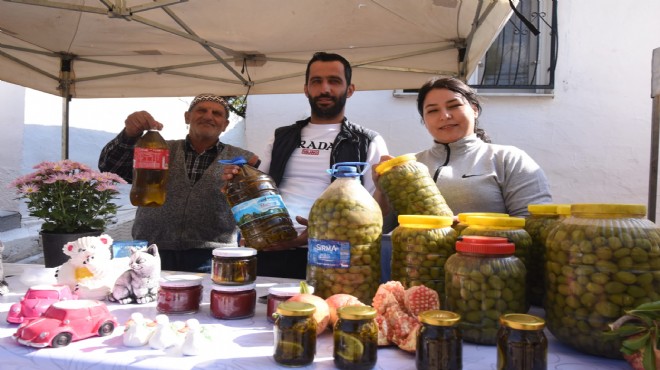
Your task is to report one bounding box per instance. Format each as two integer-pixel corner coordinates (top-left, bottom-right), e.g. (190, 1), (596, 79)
(308, 91), (348, 119)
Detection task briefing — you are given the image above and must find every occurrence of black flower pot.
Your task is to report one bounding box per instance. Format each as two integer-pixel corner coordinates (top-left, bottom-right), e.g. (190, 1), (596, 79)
(39, 230), (103, 268)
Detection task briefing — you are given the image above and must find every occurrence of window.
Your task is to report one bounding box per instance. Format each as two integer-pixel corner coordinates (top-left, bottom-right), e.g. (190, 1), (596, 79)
(469, 0), (557, 94)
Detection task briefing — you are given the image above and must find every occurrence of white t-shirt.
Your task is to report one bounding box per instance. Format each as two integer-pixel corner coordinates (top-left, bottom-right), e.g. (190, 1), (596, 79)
(260, 122), (388, 233)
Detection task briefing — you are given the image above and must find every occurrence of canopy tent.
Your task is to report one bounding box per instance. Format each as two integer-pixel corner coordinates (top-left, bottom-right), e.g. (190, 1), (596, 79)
(0, 0), (517, 156)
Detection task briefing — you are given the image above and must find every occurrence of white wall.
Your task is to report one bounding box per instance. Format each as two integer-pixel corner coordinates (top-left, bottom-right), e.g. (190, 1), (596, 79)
(0, 81), (25, 211)
(245, 0), (660, 220)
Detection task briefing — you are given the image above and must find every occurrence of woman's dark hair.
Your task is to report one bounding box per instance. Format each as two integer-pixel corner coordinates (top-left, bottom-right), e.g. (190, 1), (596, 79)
(416, 76), (491, 143)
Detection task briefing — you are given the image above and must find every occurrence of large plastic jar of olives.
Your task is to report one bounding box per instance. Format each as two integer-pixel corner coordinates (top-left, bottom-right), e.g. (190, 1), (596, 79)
(374, 154), (453, 217)
(525, 204), (570, 307)
(391, 215), (458, 302)
(220, 157), (297, 250)
(461, 215), (531, 310)
(545, 203), (660, 358)
(307, 163), (383, 304)
(454, 212), (509, 234)
(444, 236), (527, 345)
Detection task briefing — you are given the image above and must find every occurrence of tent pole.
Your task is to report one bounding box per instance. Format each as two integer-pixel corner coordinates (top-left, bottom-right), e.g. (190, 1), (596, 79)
(59, 55), (74, 160)
(650, 47), (660, 222)
(650, 96), (660, 222)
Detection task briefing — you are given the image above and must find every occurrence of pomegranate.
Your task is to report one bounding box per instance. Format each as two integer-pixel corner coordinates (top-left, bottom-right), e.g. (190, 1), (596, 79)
(325, 294), (366, 327)
(287, 293), (330, 334)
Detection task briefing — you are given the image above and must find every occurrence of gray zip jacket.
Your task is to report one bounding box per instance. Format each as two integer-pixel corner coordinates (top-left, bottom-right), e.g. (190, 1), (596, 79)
(415, 134), (552, 217)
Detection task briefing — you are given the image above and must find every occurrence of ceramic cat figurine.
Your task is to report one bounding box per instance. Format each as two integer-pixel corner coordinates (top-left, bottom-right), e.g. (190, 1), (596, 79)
(108, 244), (160, 304)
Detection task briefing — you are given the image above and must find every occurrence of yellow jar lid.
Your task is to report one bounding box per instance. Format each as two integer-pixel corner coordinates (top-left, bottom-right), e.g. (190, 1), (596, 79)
(499, 313), (545, 330)
(419, 310), (461, 326)
(571, 204), (646, 218)
(276, 301), (316, 316)
(398, 215), (453, 228)
(337, 305), (377, 320)
(528, 204), (558, 215)
(556, 204), (572, 215)
(464, 215), (525, 228)
(374, 153), (417, 174)
(457, 212), (509, 223)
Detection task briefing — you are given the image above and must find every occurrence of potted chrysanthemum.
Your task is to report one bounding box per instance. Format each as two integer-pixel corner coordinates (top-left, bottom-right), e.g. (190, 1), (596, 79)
(9, 159), (126, 267)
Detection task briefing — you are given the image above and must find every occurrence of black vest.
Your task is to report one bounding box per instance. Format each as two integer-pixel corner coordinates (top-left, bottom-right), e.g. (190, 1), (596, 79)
(268, 117), (377, 186)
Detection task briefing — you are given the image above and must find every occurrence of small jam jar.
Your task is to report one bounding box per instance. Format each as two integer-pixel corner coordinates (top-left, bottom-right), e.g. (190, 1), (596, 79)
(416, 310), (462, 370)
(497, 313), (547, 370)
(157, 275), (203, 314)
(266, 283), (315, 323)
(210, 282), (256, 319)
(334, 306), (378, 370)
(273, 301), (317, 367)
(212, 247), (257, 285)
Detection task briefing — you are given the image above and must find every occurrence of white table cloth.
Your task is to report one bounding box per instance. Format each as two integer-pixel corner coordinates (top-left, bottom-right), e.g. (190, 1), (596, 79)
(0, 264), (628, 370)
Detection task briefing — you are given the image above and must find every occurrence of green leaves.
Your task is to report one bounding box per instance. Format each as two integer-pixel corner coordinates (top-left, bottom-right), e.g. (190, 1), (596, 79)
(608, 300), (660, 370)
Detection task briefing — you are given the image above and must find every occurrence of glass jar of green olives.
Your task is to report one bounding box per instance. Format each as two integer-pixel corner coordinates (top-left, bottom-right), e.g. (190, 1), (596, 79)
(497, 313), (547, 370)
(545, 203), (660, 358)
(454, 212), (509, 234)
(444, 236), (527, 345)
(525, 204), (570, 307)
(391, 215), (458, 302)
(273, 301), (317, 367)
(374, 154), (453, 217)
(461, 215), (532, 310)
(416, 310), (462, 370)
(334, 306), (378, 370)
(307, 163), (382, 303)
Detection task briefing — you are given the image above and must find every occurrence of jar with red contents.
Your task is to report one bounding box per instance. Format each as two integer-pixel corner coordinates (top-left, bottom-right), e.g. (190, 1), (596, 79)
(266, 283), (315, 323)
(210, 282), (256, 319)
(157, 275), (203, 314)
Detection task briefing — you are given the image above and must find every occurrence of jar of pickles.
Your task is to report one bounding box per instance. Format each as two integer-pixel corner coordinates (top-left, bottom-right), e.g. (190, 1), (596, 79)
(497, 313), (547, 370)
(416, 310), (462, 370)
(391, 215), (458, 302)
(545, 204), (660, 358)
(444, 236), (526, 345)
(273, 301), (317, 367)
(157, 274), (203, 314)
(461, 215), (531, 310)
(334, 306), (378, 370)
(211, 247), (257, 285)
(210, 282), (256, 319)
(266, 283), (315, 323)
(525, 204), (570, 307)
(454, 212), (509, 234)
(374, 154), (453, 217)
(307, 163), (382, 303)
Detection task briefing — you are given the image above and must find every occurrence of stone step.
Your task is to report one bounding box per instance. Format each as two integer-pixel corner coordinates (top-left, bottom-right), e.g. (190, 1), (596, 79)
(0, 210), (21, 232)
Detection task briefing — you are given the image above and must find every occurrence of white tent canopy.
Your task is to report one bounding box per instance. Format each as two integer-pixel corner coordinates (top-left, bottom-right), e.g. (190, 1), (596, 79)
(0, 0), (516, 98)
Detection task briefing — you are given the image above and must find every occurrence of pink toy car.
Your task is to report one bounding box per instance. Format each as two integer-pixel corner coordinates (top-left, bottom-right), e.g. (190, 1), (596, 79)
(6, 284), (77, 324)
(13, 300), (117, 348)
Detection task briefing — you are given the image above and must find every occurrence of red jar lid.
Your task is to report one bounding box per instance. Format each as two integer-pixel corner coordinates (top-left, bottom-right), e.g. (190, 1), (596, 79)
(455, 235), (514, 254)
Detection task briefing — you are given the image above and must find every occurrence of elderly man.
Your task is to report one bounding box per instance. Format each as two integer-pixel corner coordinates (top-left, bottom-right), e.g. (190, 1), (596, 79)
(99, 94), (259, 272)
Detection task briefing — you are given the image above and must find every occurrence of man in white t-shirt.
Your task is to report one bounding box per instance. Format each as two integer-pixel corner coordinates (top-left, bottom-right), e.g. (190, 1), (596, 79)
(226, 52), (388, 279)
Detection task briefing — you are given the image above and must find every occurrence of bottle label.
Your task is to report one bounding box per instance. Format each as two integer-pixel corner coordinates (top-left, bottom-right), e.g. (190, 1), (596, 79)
(134, 148), (169, 170)
(308, 238), (351, 268)
(231, 194), (288, 227)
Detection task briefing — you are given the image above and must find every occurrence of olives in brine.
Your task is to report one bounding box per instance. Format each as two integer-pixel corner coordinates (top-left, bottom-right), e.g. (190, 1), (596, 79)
(545, 204), (660, 358)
